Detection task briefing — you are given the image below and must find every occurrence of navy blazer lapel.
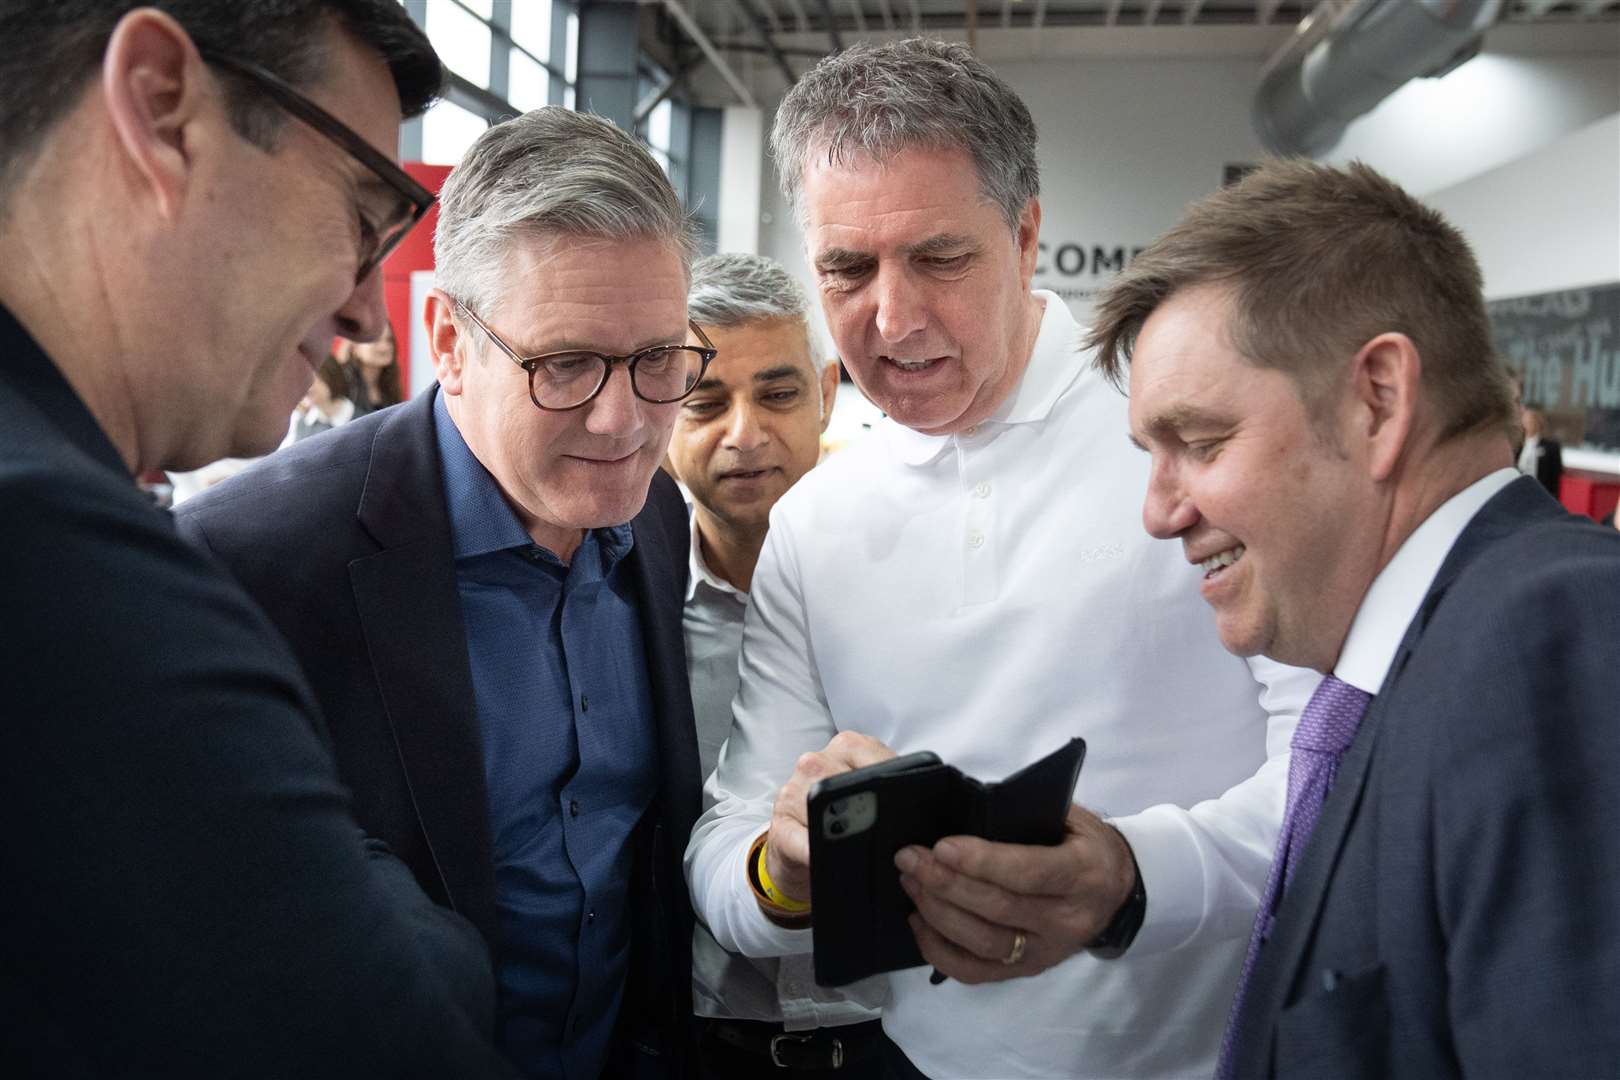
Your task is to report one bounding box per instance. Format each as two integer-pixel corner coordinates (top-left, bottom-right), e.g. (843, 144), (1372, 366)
(347, 389), (499, 947)
(1234, 476), (1562, 1073)
(624, 475), (701, 828)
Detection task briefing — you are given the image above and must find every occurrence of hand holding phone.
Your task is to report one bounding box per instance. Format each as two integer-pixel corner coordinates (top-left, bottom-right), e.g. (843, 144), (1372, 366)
(762, 730), (898, 906)
(806, 738), (1086, 986)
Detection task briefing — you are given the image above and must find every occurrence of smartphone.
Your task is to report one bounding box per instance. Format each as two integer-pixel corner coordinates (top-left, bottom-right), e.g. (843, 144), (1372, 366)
(806, 738), (1085, 986)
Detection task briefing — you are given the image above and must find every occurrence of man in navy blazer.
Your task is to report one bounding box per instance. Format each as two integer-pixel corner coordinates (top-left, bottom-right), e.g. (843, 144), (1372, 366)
(0, 2), (520, 1075)
(1092, 160), (1620, 1077)
(178, 108), (706, 1078)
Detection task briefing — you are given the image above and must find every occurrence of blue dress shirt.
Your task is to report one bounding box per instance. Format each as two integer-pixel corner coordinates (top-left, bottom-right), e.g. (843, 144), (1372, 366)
(434, 393), (657, 1079)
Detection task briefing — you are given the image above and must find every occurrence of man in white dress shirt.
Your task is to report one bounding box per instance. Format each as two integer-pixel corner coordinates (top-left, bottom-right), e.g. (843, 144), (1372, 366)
(665, 253), (869, 1077)
(1094, 158), (1620, 1079)
(684, 38), (1318, 1079)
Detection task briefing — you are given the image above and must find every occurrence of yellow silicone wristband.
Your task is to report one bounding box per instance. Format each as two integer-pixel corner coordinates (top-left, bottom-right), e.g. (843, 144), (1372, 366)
(757, 839), (811, 913)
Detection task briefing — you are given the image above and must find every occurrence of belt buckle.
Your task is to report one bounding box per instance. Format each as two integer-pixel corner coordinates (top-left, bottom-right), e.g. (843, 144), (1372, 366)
(770, 1031), (845, 1070)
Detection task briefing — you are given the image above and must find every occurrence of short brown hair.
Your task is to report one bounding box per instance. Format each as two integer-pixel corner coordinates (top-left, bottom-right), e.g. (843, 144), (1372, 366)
(1088, 159), (1515, 443)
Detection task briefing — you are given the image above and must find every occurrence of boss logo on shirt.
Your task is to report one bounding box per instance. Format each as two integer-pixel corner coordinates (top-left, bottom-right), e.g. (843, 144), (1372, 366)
(1074, 543), (1126, 564)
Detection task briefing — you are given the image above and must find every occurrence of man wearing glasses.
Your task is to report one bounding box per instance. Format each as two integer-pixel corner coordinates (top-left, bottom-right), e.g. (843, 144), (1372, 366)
(177, 106), (707, 1079)
(0, 2), (513, 1076)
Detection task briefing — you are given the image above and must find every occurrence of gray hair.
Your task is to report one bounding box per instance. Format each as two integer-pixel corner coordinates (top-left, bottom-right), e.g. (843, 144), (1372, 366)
(770, 37), (1039, 231)
(434, 106), (697, 315)
(688, 253), (811, 328)
(688, 252), (820, 363)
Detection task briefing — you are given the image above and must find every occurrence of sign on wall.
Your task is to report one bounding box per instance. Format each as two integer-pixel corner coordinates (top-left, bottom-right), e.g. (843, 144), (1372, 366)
(1031, 240), (1148, 310)
(1491, 283), (1620, 449)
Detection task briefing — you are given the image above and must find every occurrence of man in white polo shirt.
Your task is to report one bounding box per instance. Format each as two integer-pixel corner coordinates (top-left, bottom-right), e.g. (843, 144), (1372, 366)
(684, 38), (1319, 1079)
(665, 253), (866, 1077)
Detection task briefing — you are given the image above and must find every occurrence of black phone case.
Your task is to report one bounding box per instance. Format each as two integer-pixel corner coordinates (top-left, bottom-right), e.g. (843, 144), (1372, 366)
(806, 737), (1086, 987)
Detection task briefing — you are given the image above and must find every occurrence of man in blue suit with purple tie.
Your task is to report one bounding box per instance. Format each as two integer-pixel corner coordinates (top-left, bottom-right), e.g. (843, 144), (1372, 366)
(1092, 159), (1620, 1078)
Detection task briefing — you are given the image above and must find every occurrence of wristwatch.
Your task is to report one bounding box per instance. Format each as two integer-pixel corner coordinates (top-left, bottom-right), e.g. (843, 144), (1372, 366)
(1088, 846), (1146, 959)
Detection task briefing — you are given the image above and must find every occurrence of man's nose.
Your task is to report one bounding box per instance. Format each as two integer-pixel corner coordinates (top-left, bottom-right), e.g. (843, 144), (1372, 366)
(872, 265), (927, 345)
(582, 363), (645, 437)
(333, 264), (388, 343)
(722, 401), (768, 452)
(1142, 456), (1198, 540)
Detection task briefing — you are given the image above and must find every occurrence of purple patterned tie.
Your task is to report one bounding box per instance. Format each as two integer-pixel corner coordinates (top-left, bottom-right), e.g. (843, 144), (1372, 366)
(1215, 674), (1373, 1079)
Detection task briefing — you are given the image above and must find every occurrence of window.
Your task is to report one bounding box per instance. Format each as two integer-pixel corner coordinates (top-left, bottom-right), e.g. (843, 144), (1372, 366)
(424, 0), (491, 87)
(421, 97), (488, 165)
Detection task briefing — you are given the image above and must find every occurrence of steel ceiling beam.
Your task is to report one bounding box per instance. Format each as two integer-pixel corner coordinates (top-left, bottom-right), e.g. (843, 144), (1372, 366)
(660, 0), (760, 105)
(1144, 0), (1163, 22)
(726, 0), (798, 85)
(782, 0), (812, 32)
(818, 0), (846, 49)
(1182, 0), (1207, 24)
(1033, 0), (1049, 31)
(1106, 0), (1124, 27)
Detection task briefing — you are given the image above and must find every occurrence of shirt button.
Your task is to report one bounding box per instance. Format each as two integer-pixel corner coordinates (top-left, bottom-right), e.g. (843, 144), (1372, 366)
(973, 481), (991, 499)
(580, 694), (589, 713)
(963, 425), (978, 437)
(586, 909), (596, 925)
(569, 799), (580, 817)
(967, 530), (985, 549)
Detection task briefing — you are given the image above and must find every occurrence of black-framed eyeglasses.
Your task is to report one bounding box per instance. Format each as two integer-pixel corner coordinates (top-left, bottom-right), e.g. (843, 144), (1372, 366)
(456, 301), (718, 411)
(198, 49), (436, 284)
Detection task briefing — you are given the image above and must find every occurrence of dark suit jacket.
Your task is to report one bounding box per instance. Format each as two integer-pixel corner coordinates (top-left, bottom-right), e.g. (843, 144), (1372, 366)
(175, 388), (701, 1077)
(0, 306), (509, 1077)
(1228, 477), (1620, 1078)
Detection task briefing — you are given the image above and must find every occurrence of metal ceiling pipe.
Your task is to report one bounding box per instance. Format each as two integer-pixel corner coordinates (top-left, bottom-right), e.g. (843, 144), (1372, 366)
(1252, 0), (1503, 157)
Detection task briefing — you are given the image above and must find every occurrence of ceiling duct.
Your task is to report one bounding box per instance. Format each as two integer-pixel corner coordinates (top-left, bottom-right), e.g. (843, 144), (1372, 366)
(1253, 0), (1503, 157)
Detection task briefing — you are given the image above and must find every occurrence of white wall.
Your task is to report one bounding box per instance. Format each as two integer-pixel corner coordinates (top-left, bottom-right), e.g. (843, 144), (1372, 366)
(1425, 112), (1620, 300)
(741, 27), (1618, 329)
(1323, 51), (1620, 197)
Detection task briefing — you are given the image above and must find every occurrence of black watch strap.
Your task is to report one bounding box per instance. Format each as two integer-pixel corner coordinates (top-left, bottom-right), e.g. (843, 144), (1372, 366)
(1088, 844), (1146, 959)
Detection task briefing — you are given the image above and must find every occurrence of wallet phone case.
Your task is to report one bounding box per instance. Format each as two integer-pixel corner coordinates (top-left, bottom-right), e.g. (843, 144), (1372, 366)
(806, 736), (1086, 986)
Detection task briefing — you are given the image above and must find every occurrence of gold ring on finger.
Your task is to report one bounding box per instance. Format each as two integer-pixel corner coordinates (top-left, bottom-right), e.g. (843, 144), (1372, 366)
(1002, 929), (1027, 966)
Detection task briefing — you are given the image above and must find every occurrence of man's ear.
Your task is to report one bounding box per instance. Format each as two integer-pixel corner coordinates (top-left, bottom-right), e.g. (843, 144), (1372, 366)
(424, 289), (468, 395)
(1350, 332), (1421, 483)
(100, 9), (209, 221)
(1015, 197), (1043, 287)
(818, 359), (840, 433)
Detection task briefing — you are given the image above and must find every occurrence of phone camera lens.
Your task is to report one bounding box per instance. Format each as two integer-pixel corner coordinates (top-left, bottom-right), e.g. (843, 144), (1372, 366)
(830, 820), (846, 836)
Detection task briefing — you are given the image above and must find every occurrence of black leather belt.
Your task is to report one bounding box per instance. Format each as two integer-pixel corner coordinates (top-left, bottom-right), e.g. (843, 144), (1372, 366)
(706, 1017), (884, 1070)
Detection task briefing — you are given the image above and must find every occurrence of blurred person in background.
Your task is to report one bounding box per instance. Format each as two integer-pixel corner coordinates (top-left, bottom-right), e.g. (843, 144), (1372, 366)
(662, 253), (864, 1079)
(1517, 405), (1563, 495)
(0, 1), (513, 1075)
(337, 317), (404, 415)
(294, 352), (357, 439)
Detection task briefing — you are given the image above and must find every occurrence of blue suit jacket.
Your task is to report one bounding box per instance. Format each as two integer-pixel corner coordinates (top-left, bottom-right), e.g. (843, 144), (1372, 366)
(176, 388), (701, 1076)
(1227, 477), (1620, 1077)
